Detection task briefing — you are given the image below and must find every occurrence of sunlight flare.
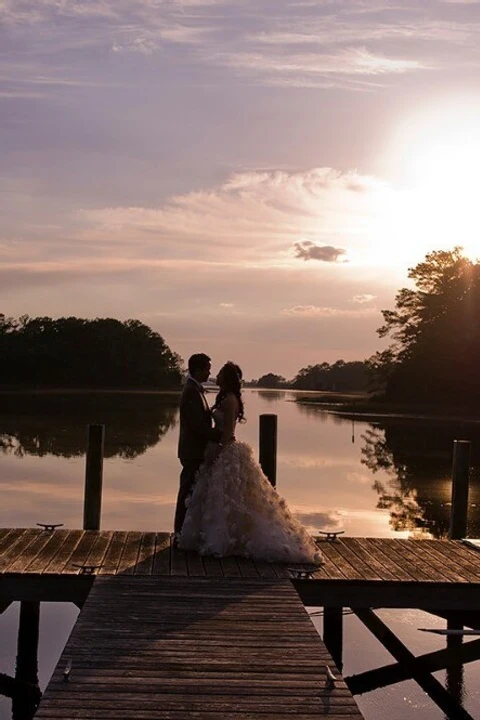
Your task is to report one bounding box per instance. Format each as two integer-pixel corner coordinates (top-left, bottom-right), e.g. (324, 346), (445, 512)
(387, 97), (480, 263)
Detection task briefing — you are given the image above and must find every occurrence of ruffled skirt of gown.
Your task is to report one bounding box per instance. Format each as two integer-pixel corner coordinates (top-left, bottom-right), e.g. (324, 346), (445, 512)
(178, 440), (322, 564)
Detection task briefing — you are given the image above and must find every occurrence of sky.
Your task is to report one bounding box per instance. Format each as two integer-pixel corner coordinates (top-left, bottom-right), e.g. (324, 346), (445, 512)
(2, 0), (480, 380)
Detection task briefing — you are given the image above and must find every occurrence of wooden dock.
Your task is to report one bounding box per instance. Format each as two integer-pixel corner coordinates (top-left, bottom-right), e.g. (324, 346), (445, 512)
(3, 528), (480, 719)
(2, 528), (480, 611)
(34, 576), (362, 719)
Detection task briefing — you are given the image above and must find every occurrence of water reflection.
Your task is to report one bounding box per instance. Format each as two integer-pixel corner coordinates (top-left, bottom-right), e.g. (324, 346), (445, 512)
(360, 417), (480, 538)
(2, 391), (480, 539)
(255, 390), (286, 402)
(0, 393), (178, 460)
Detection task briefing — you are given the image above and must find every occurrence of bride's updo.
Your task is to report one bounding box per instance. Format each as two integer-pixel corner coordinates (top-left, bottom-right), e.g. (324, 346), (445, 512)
(215, 361), (245, 422)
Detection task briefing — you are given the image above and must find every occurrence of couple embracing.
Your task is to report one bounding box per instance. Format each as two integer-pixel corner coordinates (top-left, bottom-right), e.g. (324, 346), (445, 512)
(175, 353), (322, 564)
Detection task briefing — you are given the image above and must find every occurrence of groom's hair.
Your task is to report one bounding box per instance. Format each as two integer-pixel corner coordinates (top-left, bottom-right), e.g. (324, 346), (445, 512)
(188, 353), (211, 374)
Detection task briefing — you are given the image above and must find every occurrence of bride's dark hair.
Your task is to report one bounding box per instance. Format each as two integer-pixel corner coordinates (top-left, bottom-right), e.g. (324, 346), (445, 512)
(214, 361), (245, 422)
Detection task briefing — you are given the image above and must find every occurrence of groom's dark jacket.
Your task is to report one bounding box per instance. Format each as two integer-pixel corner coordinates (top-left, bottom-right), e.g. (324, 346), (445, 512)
(177, 378), (221, 461)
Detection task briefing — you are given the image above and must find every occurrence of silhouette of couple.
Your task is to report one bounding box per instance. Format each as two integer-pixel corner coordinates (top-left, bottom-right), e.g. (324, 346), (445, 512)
(175, 353), (322, 563)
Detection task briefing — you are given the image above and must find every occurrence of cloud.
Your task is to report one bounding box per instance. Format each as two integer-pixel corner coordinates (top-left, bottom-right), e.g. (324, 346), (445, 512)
(352, 293), (376, 303)
(217, 46), (428, 89)
(293, 510), (343, 530)
(112, 36), (161, 55)
(80, 167), (391, 263)
(1, 0), (469, 96)
(282, 304), (377, 317)
(223, 47), (427, 77)
(293, 241), (347, 262)
(248, 22), (472, 47)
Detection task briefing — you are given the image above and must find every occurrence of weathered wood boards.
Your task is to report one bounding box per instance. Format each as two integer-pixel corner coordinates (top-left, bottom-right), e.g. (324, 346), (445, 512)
(3, 529), (480, 609)
(2, 529), (480, 581)
(35, 576), (363, 719)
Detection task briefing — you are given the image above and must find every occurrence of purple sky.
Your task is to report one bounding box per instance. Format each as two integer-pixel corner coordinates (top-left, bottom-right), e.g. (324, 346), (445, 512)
(2, 0), (480, 379)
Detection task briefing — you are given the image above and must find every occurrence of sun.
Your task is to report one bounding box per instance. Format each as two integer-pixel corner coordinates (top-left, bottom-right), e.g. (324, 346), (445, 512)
(384, 96), (480, 264)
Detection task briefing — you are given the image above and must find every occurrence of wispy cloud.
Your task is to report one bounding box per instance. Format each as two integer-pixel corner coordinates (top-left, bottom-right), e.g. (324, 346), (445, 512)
(79, 167), (391, 263)
(282, 304), (377, 317)
(248, 19), (475, 47)
(2, 0), (476, 95)
(218, 47), (427, 89)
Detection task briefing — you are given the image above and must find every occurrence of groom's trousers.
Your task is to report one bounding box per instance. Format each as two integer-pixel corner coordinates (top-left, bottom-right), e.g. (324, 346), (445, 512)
(174, 458), (202, 534)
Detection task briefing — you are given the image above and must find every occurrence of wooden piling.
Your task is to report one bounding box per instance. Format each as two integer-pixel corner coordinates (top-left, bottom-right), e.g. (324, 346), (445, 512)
(446, 614), (464, 705)
(323, 607), (343, 672)
(13, 601), (40, 720)
(449, 439), (471, 540)
(83, 424), (105, 531)
(259, 413), (277, 486)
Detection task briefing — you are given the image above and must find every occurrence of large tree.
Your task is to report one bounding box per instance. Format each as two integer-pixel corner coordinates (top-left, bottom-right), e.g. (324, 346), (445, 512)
(370, 247), (480, 402)
(256, 373), (287, 389)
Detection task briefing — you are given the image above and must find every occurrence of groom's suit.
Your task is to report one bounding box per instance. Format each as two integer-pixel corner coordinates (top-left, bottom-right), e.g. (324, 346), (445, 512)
(175, 377), (221, 534)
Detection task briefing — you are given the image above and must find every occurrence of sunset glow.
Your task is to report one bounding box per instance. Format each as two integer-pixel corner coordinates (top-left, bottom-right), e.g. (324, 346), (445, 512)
(3, 1), (480, 375)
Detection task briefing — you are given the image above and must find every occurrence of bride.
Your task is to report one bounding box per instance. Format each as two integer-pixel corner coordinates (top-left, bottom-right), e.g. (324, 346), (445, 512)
(179, 361), (323, 564)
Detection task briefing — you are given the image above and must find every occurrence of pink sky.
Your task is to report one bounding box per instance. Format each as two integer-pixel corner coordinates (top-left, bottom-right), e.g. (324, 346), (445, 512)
(2, 0), (480, 379)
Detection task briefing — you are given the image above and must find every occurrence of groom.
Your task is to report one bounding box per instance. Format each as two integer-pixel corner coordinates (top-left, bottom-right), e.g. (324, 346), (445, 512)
(175, 353), (221, 536)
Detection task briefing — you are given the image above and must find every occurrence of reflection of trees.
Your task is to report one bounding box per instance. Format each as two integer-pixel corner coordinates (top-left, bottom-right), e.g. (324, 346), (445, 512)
(361, 426), (430, 536)
(256, 390), (286, 402)
(360, 419), (480, 538)
(0, 393), (178, 459)
(294, 402), (330, 421)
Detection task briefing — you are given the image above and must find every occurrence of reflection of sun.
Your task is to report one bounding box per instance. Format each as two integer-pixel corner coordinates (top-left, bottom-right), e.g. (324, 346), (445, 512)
(382, 97), (480, 265)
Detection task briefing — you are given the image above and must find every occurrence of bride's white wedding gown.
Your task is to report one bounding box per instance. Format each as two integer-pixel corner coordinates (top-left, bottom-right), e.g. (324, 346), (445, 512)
(179, 409), (322, 564)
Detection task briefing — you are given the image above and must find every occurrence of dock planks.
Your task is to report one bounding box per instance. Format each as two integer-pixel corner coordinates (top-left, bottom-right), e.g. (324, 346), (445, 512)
(35, 576), (363, 719)
(3, 528), (480, 611)
(2, 528), (480, 583)
(4, 529), (480, 717)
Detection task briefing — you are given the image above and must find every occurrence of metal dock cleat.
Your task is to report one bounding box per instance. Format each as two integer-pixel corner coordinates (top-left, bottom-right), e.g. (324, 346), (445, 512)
(36, 523), (64, 531)
(318, 530), (345, 542)
(287, 565), (316, 580)
(72, 563), (103, 575)
(63, 659), (72, 683)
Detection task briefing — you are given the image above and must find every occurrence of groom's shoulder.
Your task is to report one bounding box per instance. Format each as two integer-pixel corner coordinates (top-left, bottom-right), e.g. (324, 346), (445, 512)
(180, 378), (198, 399)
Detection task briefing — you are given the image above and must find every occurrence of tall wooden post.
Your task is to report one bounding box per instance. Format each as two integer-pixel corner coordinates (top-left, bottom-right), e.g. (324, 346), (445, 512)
(12, 601), (40, 720)
(449, 440), (471, 540)
(83, 424), (105, 530)
(259, 414), (277, 487)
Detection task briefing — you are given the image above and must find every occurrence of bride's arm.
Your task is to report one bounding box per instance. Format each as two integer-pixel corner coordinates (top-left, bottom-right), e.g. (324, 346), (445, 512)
(219, 393), (238, 446)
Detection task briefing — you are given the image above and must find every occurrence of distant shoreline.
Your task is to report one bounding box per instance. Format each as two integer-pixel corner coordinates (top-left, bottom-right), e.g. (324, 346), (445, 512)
(2, 387), (479, 423)
(293, 393), (480, 423)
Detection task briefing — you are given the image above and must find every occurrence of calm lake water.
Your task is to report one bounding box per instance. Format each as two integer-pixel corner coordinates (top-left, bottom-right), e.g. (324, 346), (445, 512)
(1, 389), (480, 719)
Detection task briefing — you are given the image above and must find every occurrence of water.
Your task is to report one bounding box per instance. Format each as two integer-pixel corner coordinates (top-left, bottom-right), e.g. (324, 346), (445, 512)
(1, 389), (480, 719)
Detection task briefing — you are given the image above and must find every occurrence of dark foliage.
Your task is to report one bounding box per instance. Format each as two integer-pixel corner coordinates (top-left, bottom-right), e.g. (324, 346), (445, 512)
(255, 373), (287, 389)
(369, 247), (480, 403)
(0, 315), (183, 390)
(291, 360), (369, 391)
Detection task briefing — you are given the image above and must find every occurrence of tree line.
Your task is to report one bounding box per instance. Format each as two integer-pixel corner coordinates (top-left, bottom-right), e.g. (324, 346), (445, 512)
(3, 246), (478, 402)
(250, 360), (369, 392)
(0, 315), (183, 390)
